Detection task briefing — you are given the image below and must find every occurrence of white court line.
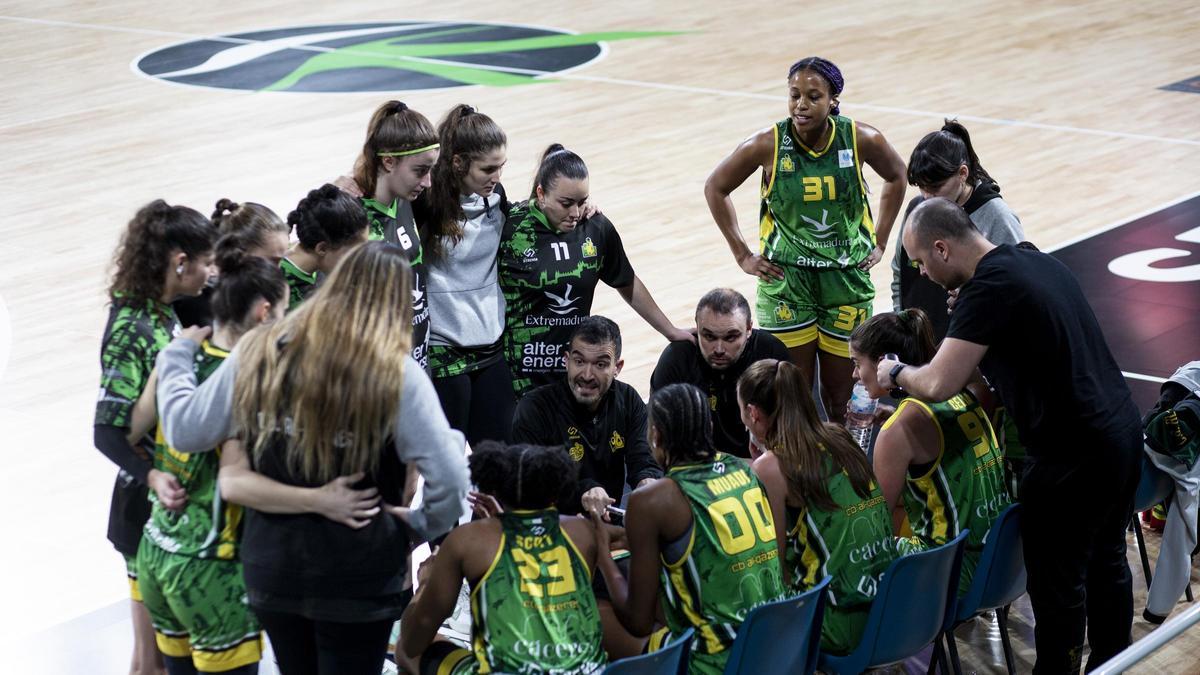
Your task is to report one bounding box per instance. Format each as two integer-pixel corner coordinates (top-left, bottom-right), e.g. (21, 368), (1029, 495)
(1124, 371), (1169, 384)
(3, 13), (1200, 148)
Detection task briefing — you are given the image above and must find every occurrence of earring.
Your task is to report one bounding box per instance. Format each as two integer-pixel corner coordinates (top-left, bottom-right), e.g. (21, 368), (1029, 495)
(176, 264), (184, 276)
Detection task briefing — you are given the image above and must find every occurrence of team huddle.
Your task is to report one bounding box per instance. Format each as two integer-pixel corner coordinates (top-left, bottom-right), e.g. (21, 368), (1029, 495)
(95, 55), (1132, 675)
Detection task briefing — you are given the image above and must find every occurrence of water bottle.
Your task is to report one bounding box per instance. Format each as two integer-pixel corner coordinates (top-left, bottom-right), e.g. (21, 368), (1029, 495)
(846, 382), (877, 451)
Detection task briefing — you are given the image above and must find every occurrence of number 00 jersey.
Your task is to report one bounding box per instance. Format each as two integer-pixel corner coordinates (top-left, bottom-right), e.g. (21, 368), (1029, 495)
(144, 341), (244, 560)
(759, 115), (875, 269)
(661, 454), (784, 675)
(469, 509), (605, 675)
(365, 197), (431, 370)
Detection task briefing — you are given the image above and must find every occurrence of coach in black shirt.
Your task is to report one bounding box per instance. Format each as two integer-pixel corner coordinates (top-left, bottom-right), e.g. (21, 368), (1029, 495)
(651, 288), (789, 457)
(512, 316), (662, 517)
(879, 198), (1141, 674)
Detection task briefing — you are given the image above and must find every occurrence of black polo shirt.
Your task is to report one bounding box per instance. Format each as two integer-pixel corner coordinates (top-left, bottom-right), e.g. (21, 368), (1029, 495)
(650, 329), (790, 458)
(511, 378), (662, 513)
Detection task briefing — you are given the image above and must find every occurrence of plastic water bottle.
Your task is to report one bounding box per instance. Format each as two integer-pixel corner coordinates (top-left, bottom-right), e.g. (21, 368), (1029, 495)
(846, 382), (877, 451)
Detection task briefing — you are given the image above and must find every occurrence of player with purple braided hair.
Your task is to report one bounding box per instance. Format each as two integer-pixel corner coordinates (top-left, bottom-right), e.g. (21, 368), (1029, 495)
(705, 56), (907, 424)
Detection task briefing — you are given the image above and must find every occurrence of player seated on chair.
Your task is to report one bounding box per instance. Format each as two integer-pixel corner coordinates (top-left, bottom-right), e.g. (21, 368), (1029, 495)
(738, 358), (897, 655)
(849, 309), (1010, 594)
(651, 288), (790, 459)
(512, 316), (662, 519)
(398, 441), (607, 675)
(592, 383), (785, 675)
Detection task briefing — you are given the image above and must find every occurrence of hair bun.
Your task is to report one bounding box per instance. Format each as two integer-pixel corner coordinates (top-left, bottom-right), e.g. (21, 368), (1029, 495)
(214, 234), (248, 272)
(390, 100), (408, 113)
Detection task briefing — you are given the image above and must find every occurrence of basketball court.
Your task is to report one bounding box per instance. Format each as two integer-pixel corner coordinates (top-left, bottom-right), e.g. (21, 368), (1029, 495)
(1, 1), (1198, 671)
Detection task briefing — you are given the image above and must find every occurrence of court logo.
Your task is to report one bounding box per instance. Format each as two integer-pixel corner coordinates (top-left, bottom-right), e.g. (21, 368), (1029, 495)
(133, 22), (677, 92)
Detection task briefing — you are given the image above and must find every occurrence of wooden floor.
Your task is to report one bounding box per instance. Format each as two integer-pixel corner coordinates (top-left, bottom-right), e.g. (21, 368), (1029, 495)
(1, 1), (1199, 671)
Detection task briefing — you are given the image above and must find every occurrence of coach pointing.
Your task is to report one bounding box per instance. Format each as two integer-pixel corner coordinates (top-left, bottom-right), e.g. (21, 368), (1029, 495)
(876, 198), (1141, 674)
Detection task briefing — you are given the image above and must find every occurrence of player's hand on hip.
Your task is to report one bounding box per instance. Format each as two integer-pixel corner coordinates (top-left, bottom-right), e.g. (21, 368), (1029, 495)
(858, 246), (885, 270)
(581, 487), (616, 522)
(738, 253), (785, 281)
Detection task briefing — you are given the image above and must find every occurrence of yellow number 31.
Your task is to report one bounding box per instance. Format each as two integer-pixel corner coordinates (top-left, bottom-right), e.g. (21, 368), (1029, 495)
(803, 176), (837, 202)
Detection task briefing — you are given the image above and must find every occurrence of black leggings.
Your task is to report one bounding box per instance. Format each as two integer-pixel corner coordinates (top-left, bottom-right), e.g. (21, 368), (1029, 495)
(253, 609), (393, 675)
(433, 358), (515, 445)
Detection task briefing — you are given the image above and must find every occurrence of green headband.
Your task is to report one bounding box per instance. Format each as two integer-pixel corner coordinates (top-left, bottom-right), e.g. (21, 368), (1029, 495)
(377, 143), (439, 157)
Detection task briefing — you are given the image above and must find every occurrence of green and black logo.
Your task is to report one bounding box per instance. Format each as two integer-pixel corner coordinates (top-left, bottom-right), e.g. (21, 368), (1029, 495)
(133, 21), (675, 92)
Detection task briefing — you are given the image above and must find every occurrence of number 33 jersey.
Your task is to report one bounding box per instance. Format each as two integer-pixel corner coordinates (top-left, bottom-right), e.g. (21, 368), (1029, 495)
(469, 509), (605, 675)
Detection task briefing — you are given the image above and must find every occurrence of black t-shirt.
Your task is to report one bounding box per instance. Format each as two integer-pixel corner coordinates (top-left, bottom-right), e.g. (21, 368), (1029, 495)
(650, 329), (790, 457)
(946, 245), (1141, 457)
(511, 379), (663, 513)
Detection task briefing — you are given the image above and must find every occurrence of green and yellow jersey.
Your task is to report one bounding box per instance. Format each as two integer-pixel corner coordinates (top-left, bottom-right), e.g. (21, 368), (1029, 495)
(144, 341), (243, 560)
(96, 295), (180, 555)
(660, 453), (784, 675)
(279, 257), (318, 312)
(783, 450), (896, 653)
(499, 205), (634, 396)
(759, 115), (875, 269)
(364, 197), (431, 370)
(467, 509), (604, 674)
(885, 390), (1010, 593)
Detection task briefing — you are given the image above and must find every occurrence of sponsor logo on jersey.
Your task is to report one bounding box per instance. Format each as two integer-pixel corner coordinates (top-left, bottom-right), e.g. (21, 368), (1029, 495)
(779, 155), (795, 173)
(544, 284), (581, 315)
(134, 23), (677, 93)
(523, 247), (537, 258)
(581, 237), (597, 258)
(773, 302), (795, 323)
(781, 133), (793, 148)
(568, 442), (585, 462)
(800, 208), (836, 240)
(609, 431), (625, 452)
(838, 148), (854, 168)
(709, 394), (718, 411)
(411, 272), (425, 312)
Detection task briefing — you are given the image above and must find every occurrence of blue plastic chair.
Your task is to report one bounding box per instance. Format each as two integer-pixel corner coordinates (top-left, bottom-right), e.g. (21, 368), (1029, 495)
(605, 628), (694, 675)
(939, 503), (1027, 675)
(818, 530), (969, 675)
(722, 576), (830, 675)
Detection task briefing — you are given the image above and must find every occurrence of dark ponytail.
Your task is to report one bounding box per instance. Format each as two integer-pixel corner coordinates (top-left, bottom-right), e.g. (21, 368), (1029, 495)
(738, 359), (874, 510)
(470, 440), (578, 510)
(353, 100), (438, 199)
(849, 308), (938, 365)
(210, 238), (287, 332)
(425, 104), (507, 258)
(109, 200), (216, 302)
(530, 143), (589, 201)
(287, 184), (368, 252)
(907, 119), (996, 191)
(649, 383), (716, 467)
